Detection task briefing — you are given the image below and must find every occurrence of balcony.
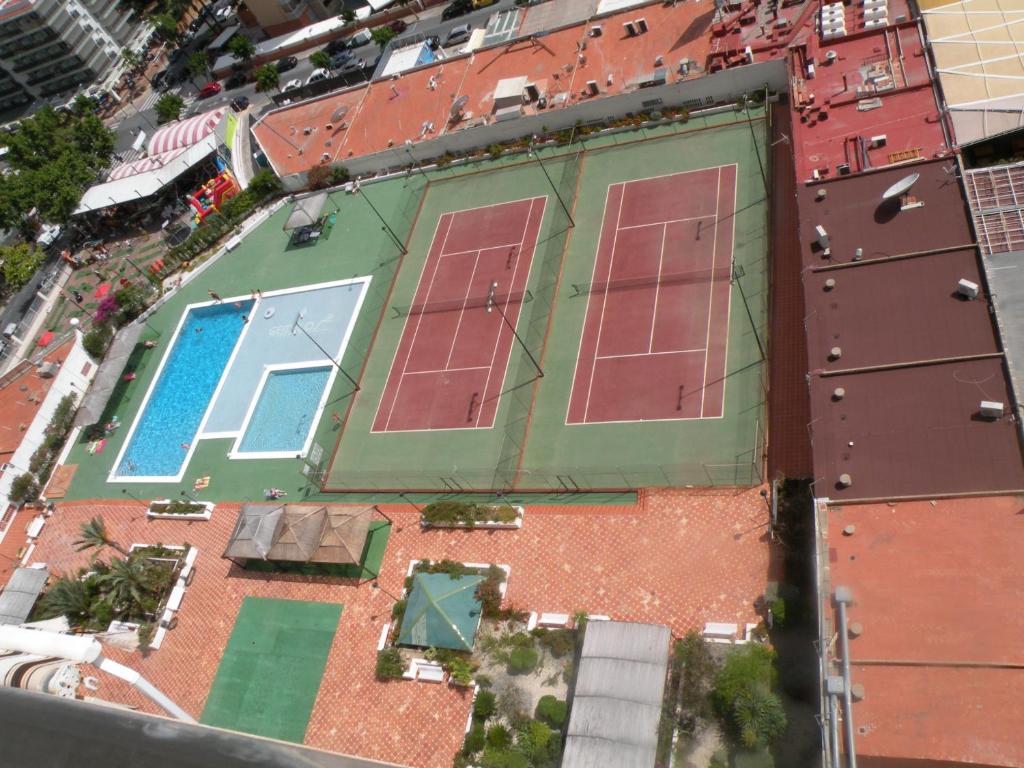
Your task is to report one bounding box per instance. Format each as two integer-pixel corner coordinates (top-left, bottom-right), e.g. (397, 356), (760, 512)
(12, 41), (71, 73)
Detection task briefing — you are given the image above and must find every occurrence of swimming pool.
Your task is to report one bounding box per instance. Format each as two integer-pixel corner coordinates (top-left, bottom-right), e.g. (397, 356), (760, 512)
(237, 366), (332, 455)
(113, 301), (252, 479)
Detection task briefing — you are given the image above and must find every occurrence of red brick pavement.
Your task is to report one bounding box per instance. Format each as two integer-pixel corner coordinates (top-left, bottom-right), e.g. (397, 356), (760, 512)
(31, 488), (773, 767)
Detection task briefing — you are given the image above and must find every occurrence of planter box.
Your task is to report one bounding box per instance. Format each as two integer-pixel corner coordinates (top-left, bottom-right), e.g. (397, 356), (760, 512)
(421, 505), (524, 530)
(146, 499), (214, 520)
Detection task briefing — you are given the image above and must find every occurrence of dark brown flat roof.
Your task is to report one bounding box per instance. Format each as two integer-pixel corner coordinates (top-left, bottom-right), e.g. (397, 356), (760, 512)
(810, 358), (1024, 500)
(799, 161), (975, 269)
(804, 249), (1000, 372)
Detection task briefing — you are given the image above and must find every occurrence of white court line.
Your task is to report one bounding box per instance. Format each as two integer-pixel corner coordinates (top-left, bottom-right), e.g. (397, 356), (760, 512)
(476, 197), (535, 427)
(699, 167), (723, 419)
(382, 213), (454, 431)
(596, 348), (706, 361)
(404, 365), (492, 376)
(583, 182), (626, 423)
(616, 214), (716, 231)
(440, 241), (524, 258)
(648, 223), (668, 354)
(443, 248), (485, 370)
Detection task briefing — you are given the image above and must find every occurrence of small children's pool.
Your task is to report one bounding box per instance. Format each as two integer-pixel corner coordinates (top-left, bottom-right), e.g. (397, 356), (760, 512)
(113, 301), (252, 479)
(237, 366), (332, 455)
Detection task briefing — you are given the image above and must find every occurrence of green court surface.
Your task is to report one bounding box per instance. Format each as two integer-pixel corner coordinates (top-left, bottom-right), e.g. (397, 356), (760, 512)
(324, 109), (769, 492)
(200, 597), (342, 742)
(61, 172), (427, 503)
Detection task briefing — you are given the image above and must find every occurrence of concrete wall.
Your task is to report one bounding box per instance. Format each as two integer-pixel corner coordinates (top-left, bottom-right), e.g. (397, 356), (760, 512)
(274, 59), (788, 190)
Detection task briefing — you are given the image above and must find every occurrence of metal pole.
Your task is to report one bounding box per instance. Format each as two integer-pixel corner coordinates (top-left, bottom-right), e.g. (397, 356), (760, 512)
(487, 281), (543, 377)
(529, 140), (574, 227)
(358, 187), (407, 254)
(291, 312), (360, 391)
(404, 141), (429, 181)
(732, 265), (766, 361)
(371, 580), (402, 602)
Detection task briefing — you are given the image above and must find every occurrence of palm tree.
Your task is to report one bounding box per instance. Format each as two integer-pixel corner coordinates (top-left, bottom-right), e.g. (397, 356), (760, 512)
(100, 556), (151, 616)
(254, 63), (280, 93)
(227, 35), (256, 65)
(74, 515), (129, 557)
(36, 576), (93, 628)
(733, 681), (787, 748)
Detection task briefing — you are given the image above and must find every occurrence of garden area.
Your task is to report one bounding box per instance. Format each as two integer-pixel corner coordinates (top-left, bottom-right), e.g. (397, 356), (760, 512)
(657, 633), (787, 768)
(31, 516), (188, 652)
(371, 557), (579, 768)
(420, 500), (523, 529)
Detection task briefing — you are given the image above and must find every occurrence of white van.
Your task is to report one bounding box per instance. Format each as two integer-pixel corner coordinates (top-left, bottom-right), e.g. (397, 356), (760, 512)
(348, 28), (373, 48)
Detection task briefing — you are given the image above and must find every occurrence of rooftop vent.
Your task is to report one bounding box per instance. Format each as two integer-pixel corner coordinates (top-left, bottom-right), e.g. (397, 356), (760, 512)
(824, 278), (836, 291)
(829, 346), (842, 360)
(842, 523), (855, 535)
(848, 621), (863, 637)
(838, 473), (852, 487)
(957, 278), (979, 299)
(832, 386), (846, 400)
(37, 361), (59, 379)
(853, 247), (863, 260)
(815, 224), (829, 248)
(816, 188), (827, 200)
(980, 401), (1004, 419)
(851, 683), (865, 701)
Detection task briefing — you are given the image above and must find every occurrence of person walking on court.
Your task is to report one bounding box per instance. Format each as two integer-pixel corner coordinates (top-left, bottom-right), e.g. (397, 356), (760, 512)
(208, 289), (222, 303)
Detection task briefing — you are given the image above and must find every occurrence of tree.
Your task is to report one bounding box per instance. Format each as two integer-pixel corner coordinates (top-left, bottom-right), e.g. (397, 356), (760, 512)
(152, 13), (181, 44)
(254, 63), (280, 93)
(341, 8), (356, 22)
(186, 51), (210, 85)
(8, 473), (39, 503)
(248, 169), (282, 198)
(713, 644), (778, 718)
(155, 93), (185, 124)
(120, 47), (142, 73)
(310, 50), (331, 70)
(733, 681), (787, 748)
(37, 576), (93, 628)
(0, 106), (114, 228)
(227, 35), (256, 63)
(0, 243), (44, 289)
(371, 26), (397, 50)
(74, 515), (129, 557)
(100, 556), (151, 615)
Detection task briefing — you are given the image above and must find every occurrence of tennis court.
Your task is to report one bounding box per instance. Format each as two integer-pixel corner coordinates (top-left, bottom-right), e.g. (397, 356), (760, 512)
(200, 597), (342, 743)
(567, 166), (736, 424)
(372, 196), (546, 432)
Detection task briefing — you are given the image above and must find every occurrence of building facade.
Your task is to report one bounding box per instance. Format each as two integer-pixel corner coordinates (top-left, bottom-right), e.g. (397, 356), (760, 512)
(237, 0), (330, 37)
(0, 0), (145, 112)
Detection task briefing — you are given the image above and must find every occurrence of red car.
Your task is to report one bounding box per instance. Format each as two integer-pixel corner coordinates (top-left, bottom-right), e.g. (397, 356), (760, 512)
(198, 81), (221, 98)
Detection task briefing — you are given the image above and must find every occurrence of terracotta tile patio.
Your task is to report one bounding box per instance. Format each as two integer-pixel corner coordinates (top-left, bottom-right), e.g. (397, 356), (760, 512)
(30, 488), (773, 767)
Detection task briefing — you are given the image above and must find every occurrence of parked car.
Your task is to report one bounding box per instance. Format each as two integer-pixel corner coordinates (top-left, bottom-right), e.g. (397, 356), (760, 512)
(306, 68), (330, 85)
(444, 23), (472, 47)
(168, 48), (184, 64)
(188, 17), (205, 33)
(282, 78), (302, 92)
(224, 73), (248, 90)
(230, 95), (250, 111)
(198, 81), (222, 98)
(329, 50), (353, 69)
(326, 38), (348, 55)
(388, 19), (408, 34)
(274, 55), (298, 73)
(214, 6), (235, 22)
(442, 0), (473, 21)
(337, 58), (366, 75)
(348, 28), (372, 48)
(150, 69), (169, 91)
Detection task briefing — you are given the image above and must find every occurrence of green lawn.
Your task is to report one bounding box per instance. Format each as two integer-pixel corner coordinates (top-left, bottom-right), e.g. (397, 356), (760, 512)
(200, 597), (342, 742)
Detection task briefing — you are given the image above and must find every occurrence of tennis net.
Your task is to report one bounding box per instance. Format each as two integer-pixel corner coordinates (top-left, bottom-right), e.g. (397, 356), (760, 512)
(391, 288), (533, 318)
(570, 265), (732, 297)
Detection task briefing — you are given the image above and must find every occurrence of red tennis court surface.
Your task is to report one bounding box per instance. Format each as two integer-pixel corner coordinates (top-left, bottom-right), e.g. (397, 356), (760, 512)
(567, 167), (736, 424)
(372, 197), (546, 432)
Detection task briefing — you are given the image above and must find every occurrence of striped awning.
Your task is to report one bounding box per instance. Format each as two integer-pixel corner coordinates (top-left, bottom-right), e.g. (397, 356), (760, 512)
(148, 108), (226, 156)
(107, 147), (188, 181)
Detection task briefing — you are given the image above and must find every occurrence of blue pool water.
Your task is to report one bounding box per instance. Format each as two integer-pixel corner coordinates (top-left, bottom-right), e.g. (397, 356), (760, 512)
(238, 366), (332, 453)
(416, 45), (436, 67)
(115, 301), (253, 477)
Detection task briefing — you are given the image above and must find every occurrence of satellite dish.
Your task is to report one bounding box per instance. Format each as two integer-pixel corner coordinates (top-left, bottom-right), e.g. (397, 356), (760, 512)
(450, 94), (469, 119)
(882, 172), (920, 201)
(331, 105), (349, 123)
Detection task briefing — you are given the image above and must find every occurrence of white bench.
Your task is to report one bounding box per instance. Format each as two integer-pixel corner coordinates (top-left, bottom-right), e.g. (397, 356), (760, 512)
(702, 622), (739, 643)
(166, 584), (186, 612)
(539, 612), (570, 628)
(587, 614), (610, 622)
(417, 662), (445, 683)
(377, 622), (390, 651)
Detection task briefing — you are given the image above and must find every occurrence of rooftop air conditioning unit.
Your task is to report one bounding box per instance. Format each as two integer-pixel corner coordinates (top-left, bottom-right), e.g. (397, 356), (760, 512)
(980, 401), (1004, 418)
(37, 361), (59, 379)
(957, 278), (979, 299)
(623, 21), (637, 36)
(636, 17), (648, 33)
